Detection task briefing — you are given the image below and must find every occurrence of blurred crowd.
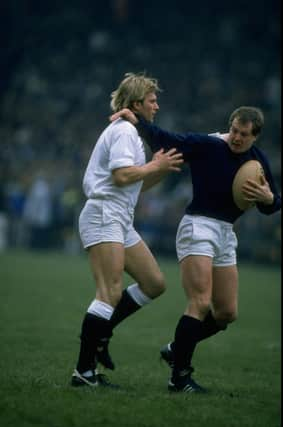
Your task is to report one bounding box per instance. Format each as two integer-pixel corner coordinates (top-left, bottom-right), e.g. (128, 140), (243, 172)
(0, 0), (281, 263)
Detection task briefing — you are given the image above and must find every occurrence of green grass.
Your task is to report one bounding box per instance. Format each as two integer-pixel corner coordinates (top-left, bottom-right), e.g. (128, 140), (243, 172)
(0, 251), (281, 427)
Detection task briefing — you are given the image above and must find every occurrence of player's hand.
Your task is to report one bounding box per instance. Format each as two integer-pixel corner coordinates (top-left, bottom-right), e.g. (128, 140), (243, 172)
(242, 175), (274, 205)
(152, 148), (184, 172)
(109, 108), (138, 124)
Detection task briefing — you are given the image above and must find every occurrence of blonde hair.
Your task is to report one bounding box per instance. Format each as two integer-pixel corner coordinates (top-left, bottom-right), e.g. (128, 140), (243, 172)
(110, 72), (161, 112)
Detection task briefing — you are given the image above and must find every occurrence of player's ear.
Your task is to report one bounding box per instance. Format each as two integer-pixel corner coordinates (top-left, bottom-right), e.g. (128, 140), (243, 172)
(132, 100), (142, 112)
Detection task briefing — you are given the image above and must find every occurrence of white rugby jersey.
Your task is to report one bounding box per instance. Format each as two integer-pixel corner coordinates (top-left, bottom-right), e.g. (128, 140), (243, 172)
(82, 118), (146, 213)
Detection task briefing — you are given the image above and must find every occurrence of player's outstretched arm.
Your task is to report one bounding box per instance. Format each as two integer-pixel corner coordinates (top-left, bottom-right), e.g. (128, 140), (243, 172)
(110, 108), (187, 151)
(110, 109), (216, 154)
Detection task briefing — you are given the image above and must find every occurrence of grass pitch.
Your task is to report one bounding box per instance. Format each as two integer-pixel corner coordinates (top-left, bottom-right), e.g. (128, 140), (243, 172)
(0, 251), (281, 427)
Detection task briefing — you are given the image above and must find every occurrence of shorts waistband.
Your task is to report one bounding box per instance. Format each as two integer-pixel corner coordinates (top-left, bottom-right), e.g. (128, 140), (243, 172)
(184, 214), (233, 229)
(86, 198), (135, 215)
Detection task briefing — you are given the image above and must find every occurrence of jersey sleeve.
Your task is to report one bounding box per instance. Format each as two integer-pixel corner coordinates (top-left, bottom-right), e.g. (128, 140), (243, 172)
(255, 149), (281, 214)
(109, 132), (137, 171)
(135, 116), (220, 155)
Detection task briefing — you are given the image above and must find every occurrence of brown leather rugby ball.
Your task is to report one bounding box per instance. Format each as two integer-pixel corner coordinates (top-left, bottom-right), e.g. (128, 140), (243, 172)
(232, 160), (265, 210)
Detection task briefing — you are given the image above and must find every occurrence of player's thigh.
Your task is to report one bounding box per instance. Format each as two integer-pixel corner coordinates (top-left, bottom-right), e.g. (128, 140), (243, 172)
(88, 242), (125, 305)
(211, 265), (239, 321)
(125, 240), (165, 298)
(180, 255), (213, 300)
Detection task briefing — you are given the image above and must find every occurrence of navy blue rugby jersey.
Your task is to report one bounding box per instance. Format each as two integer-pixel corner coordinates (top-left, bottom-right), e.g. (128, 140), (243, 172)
(136, 118), (281, 224)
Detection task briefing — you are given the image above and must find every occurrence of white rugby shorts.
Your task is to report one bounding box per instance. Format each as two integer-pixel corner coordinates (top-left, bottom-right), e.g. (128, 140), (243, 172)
(176, 215), (238, 266)
(79, 199), (141, 249)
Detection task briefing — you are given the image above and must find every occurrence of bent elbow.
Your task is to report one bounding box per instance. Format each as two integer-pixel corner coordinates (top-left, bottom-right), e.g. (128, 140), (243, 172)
(112, 173), (128, 187)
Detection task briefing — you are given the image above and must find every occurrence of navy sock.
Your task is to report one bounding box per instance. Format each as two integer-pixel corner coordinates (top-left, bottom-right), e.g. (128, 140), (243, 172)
(172, 315), (202, 377)
(76, 313), (112, 373)
(110, 289), (141, 328)
(170, 310), (227, 354)
(198, 310), (227, 341)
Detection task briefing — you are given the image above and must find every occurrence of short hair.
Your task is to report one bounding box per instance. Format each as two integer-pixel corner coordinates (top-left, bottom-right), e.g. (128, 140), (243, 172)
(228, 106), (264, 136)
(110, 72), (161, 113)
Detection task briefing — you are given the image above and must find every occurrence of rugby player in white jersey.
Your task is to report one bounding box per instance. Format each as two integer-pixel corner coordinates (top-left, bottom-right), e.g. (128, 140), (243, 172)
(71, 73), (183, 388)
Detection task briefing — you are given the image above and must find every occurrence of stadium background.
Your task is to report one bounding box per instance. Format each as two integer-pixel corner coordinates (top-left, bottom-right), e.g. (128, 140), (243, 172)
(0, 0), (281, 263)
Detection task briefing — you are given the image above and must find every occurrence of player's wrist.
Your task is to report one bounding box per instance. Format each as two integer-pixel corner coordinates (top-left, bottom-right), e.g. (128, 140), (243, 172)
(132, 113), (140, 124)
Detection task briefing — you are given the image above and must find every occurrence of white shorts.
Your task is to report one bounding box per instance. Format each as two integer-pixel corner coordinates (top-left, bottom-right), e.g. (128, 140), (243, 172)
(79, 199), (141, 249)
(176, 215), (238, 266)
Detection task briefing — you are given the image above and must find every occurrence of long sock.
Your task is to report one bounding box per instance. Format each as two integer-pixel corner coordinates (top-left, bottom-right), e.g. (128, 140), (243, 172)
(170, 310), (227, 353)
(198, 310), (227, 341)
(76, 313), (113, 373)
(172, 315), (202, 378)
(110, 285), (151, 328)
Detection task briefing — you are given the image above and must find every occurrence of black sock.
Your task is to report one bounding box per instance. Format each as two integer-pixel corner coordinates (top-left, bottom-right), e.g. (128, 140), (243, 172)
(76, 313), (113, 373)
(170, 310), (227, 353)
(172, 315), (202, 377)
(110, 289), (141, 328)
(198, 310), (227, 341)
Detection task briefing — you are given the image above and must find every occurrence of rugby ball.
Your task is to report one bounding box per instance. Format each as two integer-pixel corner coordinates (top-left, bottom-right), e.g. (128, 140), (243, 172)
(232, 160), (265, 210)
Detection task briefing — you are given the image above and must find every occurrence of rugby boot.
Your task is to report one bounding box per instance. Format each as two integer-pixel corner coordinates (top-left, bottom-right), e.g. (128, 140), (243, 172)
(168, 367), (207, 393)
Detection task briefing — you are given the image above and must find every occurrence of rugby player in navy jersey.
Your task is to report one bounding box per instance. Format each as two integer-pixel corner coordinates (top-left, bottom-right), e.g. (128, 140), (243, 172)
(110, 106), (281, 393)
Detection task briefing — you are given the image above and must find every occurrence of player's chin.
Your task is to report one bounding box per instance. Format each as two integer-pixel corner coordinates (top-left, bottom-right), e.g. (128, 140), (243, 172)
(231, 145), (245, 154)
(149, 113), (158, 122)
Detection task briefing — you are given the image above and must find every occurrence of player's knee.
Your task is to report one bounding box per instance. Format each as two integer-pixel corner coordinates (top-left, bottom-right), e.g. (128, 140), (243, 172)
(148, 272), (166, 298)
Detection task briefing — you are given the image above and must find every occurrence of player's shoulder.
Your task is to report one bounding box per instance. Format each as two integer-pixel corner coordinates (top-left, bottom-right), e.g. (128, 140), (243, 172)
(251, 144), (267, 159)
(201, 131), (226, 150)
(208, 131), (222, 138)
(111, 117), (137, 134)
(208, 131), (228, 142)
(250, 145), (270, 167)
(98, 119), (137, 145)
